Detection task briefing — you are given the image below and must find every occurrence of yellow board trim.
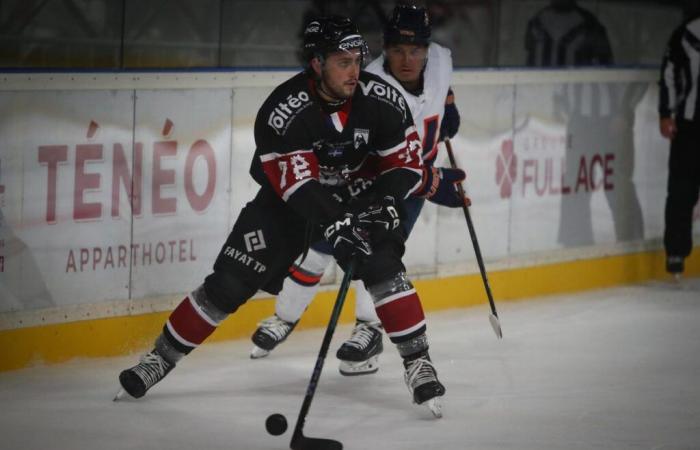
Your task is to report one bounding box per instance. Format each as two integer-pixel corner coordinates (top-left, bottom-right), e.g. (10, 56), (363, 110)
(1, 247), (698, 372)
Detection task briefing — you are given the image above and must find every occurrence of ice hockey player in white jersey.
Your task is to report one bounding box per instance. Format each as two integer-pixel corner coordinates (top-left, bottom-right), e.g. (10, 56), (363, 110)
(250, 4), (467, 383)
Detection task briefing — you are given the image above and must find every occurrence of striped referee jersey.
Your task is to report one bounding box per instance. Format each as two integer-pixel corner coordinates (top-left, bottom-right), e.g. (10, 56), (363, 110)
(659, 17), (700, 122)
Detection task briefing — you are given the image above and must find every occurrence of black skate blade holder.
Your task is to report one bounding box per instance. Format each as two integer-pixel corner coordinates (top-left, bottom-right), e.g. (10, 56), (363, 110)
(445, 139), (503, 340)
(289, 259), (356, 450)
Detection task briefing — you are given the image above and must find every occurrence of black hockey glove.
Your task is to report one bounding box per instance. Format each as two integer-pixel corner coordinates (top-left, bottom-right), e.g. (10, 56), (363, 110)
(439, 91), (460, 142)
(356, 195), (401, 231)
(323, 213), (372, 265)
(415, 166), (471, 208)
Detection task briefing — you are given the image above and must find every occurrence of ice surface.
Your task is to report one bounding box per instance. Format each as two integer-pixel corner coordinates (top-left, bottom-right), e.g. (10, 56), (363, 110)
(1, 278), (699, 450)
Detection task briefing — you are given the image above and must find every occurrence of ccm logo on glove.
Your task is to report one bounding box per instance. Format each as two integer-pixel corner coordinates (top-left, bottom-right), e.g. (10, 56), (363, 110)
(323, 214), (372, 264)
(357, 196), (400, 231)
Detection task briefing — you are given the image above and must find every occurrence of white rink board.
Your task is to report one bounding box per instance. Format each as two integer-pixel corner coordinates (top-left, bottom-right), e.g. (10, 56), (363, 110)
(0, 90), (135, 309)
(128, 89), (233, 299)
(0, 69), (698, 320)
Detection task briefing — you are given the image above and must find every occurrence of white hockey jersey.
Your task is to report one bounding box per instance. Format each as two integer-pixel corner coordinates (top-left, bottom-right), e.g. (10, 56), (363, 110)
(365, 42), (453, 164)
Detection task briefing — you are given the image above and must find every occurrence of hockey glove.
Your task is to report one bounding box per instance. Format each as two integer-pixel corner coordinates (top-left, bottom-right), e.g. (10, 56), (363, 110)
(323, 213), (372, 265)
(439, 90), (460, 141)
(415, 166), (471, 208)
(356, 195), (401, 231)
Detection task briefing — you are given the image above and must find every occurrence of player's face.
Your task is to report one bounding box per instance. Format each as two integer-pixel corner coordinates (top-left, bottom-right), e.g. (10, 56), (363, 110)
(318, 49), (362, 100)
(385, 43), (428, 86)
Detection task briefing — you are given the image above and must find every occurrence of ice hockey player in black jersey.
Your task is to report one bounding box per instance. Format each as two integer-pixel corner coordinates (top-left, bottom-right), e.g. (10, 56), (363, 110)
(116, 15), (446, 417)
(250, 3), (466, 384)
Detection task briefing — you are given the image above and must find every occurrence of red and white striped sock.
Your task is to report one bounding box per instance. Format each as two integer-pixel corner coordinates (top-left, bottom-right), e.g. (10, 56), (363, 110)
(374, 287), (426, 343)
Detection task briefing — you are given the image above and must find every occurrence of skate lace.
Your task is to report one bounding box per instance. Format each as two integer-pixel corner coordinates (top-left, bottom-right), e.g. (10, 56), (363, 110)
(344, 322), (379, 350)
(133, 352), (170, 388)
(259, 316), (294, 341)
(404, 357), (437, 390)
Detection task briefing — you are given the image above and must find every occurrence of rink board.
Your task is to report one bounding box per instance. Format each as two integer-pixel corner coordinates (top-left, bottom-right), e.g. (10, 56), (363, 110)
(1, 69), (699, 372)
(1, 246), (697, 372)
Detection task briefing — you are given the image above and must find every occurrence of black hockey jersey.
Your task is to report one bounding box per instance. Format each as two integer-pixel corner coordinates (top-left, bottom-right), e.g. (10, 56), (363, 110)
(250, 70), (423, 225)
(525, 5), (612, 67)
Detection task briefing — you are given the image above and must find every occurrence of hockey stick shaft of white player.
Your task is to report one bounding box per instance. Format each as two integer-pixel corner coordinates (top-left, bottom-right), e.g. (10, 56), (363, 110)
(444, 139), (503, 339)
(290, 258), (356, 450)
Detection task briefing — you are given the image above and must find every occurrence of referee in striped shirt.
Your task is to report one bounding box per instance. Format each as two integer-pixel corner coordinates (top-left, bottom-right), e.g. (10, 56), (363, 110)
(659, 13), (700, 277)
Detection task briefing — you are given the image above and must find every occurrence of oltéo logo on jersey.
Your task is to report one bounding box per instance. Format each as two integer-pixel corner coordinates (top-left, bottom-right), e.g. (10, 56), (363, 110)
(267, 91), (311, 135)
(359, 80), (407, 119)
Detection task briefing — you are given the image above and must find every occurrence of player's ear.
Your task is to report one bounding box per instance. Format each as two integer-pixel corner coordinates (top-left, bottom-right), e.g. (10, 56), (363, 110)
(310, 57), (323, 77)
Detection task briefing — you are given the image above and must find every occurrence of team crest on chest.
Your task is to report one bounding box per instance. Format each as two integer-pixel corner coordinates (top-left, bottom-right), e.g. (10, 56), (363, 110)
(354, 128), (369, 149)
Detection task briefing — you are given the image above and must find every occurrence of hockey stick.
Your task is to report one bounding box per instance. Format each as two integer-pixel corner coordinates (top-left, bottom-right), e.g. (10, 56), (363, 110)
(290, 258), (356, 450)
(444, 139), (503, 339)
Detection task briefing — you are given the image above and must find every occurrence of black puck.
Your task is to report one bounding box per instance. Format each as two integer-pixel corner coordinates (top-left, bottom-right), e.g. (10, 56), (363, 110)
(265, 413), (288, 436)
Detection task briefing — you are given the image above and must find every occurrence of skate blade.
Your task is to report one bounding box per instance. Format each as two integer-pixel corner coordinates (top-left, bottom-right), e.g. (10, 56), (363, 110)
(338, 355), (379, 376)
(113, 387), (128, 402)
(250, 345), (270, 359)
(425, 397), (443, 418)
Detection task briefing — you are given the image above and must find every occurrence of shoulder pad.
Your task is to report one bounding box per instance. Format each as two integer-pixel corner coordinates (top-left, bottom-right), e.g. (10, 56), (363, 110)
(263, 74), (314, 136)
(358, 72), (409, 120)
(430, 42), (452, 61)
(687, 18), (700, 40)
(365, 55), (385, 76)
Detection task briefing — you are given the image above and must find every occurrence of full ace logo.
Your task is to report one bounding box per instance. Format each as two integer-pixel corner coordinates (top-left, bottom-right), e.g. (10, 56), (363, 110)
(495, 122), (616, 199)
(495, 140), (517, 199)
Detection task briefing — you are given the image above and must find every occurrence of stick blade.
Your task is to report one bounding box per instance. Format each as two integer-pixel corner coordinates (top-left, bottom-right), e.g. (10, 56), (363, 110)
(290, 434), (343, 450)
(489, 314), (503, 339)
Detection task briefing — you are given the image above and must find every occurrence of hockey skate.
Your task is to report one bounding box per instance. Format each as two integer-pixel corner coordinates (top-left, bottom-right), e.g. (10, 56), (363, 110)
(250, 315), (298, 359)
(336, 320), (383, 376)
(114, 349), (174, 400)
(403, 353), (446, 418)
(666, 256), (684, 282)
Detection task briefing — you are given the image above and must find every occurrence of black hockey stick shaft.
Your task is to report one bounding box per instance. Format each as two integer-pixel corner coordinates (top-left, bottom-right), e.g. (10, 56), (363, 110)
(290, 259), (356, 450)
(444, 139), (502, 338)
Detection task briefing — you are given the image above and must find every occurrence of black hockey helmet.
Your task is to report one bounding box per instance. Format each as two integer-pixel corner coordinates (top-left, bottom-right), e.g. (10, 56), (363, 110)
(384, 4), (431, 47)
(550, 0), (577, 12)
(302, 15), (369, 64)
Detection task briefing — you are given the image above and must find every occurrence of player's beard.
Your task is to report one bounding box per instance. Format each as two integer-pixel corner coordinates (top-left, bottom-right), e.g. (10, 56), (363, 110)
(319, 71), (356, 101)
